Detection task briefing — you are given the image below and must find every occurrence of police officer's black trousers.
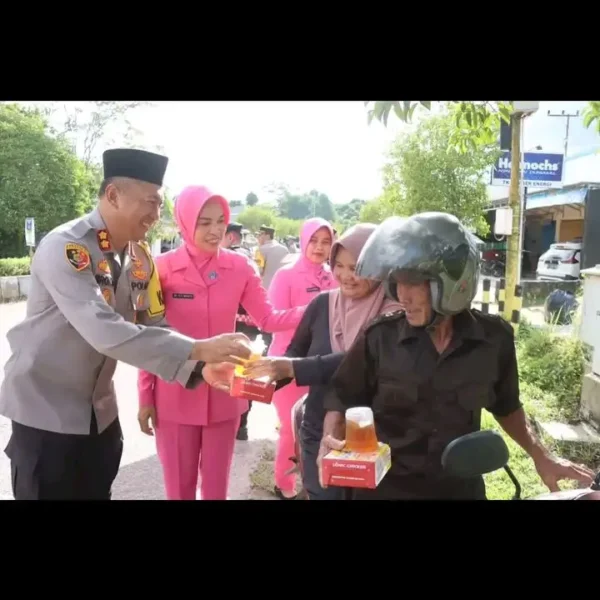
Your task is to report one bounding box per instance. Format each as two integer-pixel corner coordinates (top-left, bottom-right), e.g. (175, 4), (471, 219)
(5, 414), (123, 500)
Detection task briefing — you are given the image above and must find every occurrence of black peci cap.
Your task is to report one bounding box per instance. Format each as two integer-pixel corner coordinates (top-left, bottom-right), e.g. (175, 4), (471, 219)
(102, 148), (169, 187)
(226, 222), (244, 235)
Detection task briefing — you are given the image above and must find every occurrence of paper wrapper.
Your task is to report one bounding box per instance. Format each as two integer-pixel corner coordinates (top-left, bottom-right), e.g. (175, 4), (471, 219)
(321, 443), (391, 489)
(230, 375), (275, 404)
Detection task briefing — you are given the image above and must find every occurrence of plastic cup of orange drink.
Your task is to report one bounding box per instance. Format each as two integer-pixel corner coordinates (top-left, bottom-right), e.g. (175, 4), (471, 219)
(344, 407), (379, 453)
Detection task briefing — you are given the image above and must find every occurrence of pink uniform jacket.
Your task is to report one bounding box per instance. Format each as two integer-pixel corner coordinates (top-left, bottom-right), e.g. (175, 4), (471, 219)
(267, 218), (338, 357)
(137, 186), (306, 426)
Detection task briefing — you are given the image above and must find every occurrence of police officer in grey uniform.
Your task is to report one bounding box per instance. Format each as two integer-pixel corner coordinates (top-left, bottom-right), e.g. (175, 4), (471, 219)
(222, 221), (252, 259)
(0, 148), (252, 500)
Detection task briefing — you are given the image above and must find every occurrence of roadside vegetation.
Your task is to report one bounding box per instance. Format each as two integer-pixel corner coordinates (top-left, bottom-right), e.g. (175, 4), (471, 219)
(483, 318), (599, 500)
(0, 257), (30, 277)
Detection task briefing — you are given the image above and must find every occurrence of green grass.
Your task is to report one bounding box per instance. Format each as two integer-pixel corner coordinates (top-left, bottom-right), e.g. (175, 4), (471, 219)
(482, 319), (600, 500)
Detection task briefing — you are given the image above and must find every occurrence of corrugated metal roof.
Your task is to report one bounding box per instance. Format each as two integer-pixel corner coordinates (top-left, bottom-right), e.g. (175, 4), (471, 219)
(526, 186), (588, 210)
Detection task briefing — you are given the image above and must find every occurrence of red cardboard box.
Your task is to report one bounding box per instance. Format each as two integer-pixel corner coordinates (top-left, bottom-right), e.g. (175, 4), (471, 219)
(321, 443), (391, 489)
(230, 374), (275, 404)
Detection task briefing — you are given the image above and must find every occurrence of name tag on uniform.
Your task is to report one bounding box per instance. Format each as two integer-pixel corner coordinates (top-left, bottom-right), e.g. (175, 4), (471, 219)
(306, 286), (320, 293)
(172, 293), (195, 299)
(96, 274), (113, 287)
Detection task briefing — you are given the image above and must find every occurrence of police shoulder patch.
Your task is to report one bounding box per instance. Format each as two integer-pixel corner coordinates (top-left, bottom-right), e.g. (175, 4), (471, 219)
(65, 242), (91, 272)
(365, 309), (405, 332)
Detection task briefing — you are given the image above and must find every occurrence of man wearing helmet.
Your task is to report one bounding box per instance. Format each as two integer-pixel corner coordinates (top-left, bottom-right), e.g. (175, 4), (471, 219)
(319, 212), (593, 500)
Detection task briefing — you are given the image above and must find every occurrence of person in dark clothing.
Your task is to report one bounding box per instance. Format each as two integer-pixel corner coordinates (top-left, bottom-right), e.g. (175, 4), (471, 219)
(220, 221), (261, 440)
(318, 212), (594, 499)
(242, 223), (403, 499)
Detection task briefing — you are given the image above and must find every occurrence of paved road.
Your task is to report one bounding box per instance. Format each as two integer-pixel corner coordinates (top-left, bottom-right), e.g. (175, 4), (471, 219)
(0, 278), (573, 500)
(0, 301), (278, 500)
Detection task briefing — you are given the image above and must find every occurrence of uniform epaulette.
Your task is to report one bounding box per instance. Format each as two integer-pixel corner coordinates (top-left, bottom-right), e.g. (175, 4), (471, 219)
(365, 309), (405, 333)
(470, 308), (514, 336)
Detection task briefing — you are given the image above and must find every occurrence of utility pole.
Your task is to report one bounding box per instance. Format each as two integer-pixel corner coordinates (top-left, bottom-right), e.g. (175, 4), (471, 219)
(547, 109), (579, 161)
(503, 113), (523, 321)
(501, 102), (540, 320)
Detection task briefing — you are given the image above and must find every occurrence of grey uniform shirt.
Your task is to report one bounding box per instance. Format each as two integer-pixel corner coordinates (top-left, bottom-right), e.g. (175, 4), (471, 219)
(0, 208), (200, 435)
(257, 240), (289, 290)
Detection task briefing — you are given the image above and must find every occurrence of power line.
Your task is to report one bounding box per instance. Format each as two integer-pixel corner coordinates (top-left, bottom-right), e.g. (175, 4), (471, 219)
(547, 109), (580, 160)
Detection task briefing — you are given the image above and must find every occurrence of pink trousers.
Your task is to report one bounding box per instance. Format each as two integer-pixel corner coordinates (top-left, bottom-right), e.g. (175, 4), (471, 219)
(272, 380), (307, 494)
(155, 417), (240, 500)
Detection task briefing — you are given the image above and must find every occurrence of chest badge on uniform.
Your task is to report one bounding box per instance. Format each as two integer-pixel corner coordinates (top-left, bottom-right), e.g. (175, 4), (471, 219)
(208, 271), (218, 280)
(97, 230), (112, 252)
(97, 259), (110, 274)
(65, 243), (91, 272)
(132, 269), (147, 280)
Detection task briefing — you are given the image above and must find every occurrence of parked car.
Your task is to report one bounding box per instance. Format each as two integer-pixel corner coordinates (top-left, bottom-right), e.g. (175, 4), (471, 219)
(536, 239), (582, 281)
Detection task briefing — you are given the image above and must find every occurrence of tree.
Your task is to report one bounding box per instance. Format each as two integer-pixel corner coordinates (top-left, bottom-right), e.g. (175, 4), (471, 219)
(366, 100), (600, 148)
(147, 190), (178, 245)
(365, 101), (513, 153)
(582, 101), (600, 134)
(237, 206), (276, 234)
(360, 112), (499, 235)
(245, 192), (259, 206)
(274, 185), (336, 221)
(336, 198), (365, 228)
(237, 206), (302, 239)
(42, 101), (154, 166)
(0, 104), (97, 257)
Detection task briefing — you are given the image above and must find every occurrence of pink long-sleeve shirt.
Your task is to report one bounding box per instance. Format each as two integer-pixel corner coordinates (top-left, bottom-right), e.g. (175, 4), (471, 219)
(137, 245), (305, 426)
(267, 218), (338, 357)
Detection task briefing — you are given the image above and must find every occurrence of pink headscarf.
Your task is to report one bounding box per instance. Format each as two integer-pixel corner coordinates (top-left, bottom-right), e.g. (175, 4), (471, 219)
(328, 223), (403, 353)
(174, 185), (230, 272)
(295, 217), (335, 283)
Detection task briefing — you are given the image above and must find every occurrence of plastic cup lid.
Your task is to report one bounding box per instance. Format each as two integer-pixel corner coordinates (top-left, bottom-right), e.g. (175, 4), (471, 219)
(345, 407), (374, 426)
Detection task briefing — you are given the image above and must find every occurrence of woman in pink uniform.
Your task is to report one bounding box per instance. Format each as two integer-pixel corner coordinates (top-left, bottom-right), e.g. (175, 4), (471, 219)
(267, 217), (337, 499)
(137, 185), (306, 501)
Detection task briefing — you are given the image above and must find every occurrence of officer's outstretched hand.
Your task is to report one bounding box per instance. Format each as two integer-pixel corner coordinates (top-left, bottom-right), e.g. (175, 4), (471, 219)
(192, 333), (252, 365)
(138, 406), (157, 436)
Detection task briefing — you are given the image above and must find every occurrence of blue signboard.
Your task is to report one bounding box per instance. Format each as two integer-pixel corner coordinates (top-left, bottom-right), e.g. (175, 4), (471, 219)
(490, 151), (564, 188)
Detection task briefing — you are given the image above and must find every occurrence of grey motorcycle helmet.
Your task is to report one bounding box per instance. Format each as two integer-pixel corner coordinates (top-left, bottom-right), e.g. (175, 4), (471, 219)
(355, 212), (481, 316)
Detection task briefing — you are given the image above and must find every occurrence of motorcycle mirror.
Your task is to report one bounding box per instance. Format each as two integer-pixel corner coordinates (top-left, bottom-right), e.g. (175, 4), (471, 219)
(442, 430), (509, 478)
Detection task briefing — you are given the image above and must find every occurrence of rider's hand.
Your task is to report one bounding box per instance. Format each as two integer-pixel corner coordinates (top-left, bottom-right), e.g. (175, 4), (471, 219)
(138, 406), (157, 436)
(202, 362), (236, 393)
(242, 357), (294, 384)
(192, 333), (252, 364)
(534, 453), (595, 492)
(317, 434), (346, 488)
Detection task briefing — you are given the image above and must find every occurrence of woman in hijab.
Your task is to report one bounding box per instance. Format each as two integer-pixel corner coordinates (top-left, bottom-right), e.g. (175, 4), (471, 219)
(266, 217), (337, 499)
(137, 185), (307, 501)
(243, 223), (403, 500)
